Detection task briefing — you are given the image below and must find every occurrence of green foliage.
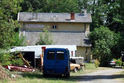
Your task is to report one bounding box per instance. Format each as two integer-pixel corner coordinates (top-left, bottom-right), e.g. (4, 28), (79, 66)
(0, 0), (24, 48)
(114, 59), (122, 66)
(85, 63), (96, 69)
(0, 20), (24, 48)
(21, 0), (79, 12)
(0, 50), (24, 66)
(90, 26), (119, 55)
(90, 26), (120, 66)
(0, 52), (11, 66)
(11, 56), (24, 66)
(10, 32), (25, 46)
(94, 59), (100, 68)
(120, 0), (124, 23)
(36, 28), (53, 45)
(78, 0), (122, 31)
(0, 0), (23, 20)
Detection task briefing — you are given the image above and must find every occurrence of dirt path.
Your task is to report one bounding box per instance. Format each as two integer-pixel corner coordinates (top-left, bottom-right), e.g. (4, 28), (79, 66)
(78, 68), (124, 83)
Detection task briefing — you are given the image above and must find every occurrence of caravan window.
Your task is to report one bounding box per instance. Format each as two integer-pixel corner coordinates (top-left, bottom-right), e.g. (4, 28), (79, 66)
(47, 51), (55, 60)
(56, 51), (64, 60)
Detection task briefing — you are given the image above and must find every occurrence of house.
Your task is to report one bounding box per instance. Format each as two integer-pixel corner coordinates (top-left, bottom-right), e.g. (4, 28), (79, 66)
(17, 10), (92, 61)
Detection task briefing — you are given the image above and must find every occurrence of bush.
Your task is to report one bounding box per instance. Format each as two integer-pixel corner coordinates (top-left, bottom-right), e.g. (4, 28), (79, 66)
(94, 59), (100, 68)
(36, 28), (53, 45)
(0, 51), (24, 66)
(0, 52), (11, 66)
(115, 59), (122, 66)
(11, 58), (24, 66)
(89, 26), (120, 66)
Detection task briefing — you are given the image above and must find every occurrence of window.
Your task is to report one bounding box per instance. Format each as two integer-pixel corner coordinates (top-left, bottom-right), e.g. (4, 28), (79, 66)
(47, 51), (55, 60)
(52, 25), (57, 29)
(56, 51), (64, 60)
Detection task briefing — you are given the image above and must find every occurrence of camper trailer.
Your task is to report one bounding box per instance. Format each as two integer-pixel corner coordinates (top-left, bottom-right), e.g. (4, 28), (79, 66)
(10, 45), (77, 68)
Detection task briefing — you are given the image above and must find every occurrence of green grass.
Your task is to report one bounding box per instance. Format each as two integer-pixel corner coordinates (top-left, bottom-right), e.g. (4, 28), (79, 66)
(0, 80), (8, 83)
(71, 63), (97, 76)
(1, 63), (97, 83)
(8, 72), (77, 83)
(85, 63), (96, 70)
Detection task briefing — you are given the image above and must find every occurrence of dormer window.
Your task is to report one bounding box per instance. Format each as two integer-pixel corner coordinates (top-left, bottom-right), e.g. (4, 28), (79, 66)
(52, 25), (57, 29)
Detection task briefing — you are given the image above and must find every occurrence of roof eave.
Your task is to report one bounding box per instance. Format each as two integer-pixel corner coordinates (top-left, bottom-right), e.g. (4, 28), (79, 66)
(18, 21), (92, 23)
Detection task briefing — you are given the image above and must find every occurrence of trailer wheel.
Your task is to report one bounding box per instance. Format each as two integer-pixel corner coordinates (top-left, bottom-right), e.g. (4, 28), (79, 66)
(74, 67), (78, 72)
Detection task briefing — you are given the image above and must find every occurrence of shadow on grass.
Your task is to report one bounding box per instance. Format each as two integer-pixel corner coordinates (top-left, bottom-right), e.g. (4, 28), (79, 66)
(21, 72), (43, 79)
(20, 72), (124, 82)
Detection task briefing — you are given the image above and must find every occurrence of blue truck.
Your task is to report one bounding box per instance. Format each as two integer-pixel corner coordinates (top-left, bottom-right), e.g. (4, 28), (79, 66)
(43, 48), (70, 77)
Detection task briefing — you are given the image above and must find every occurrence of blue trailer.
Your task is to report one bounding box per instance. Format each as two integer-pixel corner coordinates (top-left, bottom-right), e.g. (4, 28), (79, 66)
(43, 48), (70, 77)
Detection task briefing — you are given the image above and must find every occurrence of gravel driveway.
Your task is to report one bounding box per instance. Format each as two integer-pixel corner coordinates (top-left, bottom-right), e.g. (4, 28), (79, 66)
(78, 68), (124, 83)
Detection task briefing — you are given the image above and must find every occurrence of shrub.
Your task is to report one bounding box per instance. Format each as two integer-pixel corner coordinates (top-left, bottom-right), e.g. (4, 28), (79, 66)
(115, 59), (122, 66)
(90, 26), (120, 66)
(36, 28), (53, 45)
(0, 51), (24, 66)
(0, 52), (11, 66)
(94, 59), (100, 68)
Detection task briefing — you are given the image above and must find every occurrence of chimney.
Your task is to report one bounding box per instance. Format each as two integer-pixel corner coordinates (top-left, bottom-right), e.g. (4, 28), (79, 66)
(70, 12), (75, 20)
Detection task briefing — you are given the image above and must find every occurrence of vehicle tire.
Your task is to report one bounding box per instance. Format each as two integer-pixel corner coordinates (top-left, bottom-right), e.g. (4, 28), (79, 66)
(74, 67), (78, 72)
(43, 72), (47, 77)
(65, 72), (70, 78)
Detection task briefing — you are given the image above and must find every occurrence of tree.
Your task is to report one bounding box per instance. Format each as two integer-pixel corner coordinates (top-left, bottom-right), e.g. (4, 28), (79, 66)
(120, 0), (124, 23)
(21, 0), (80, 12)
(36, 28), (53, 45)
(78, 0), (106, 29)
(78, 0), (122, 31)
(0, 0), (24, 48)
(90, 26), (120, 66)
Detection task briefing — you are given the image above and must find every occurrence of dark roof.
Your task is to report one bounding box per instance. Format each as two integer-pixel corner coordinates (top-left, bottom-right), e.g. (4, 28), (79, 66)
(18, 12), (92, 23)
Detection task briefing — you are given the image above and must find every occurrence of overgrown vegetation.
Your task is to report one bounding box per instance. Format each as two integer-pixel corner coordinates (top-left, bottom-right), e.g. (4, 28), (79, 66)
(0, 0), (24, 49)
(90, 26), (120, 66)
(35, 28), (53, 45)
(0, 0), (25, 74)
(94, 59), (100, 68)
(113, 58), (123, 66)
(0, 52), (24, 66)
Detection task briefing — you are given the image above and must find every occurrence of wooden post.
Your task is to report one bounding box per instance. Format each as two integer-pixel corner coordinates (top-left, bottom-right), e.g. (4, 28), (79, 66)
(40, 47), (46, 72)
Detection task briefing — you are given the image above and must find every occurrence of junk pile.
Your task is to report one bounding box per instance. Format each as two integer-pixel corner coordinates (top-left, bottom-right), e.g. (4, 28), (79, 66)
(4, 65), (35, 72)
(0, 65), (10, 79)
(4, 53), (35, 72)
